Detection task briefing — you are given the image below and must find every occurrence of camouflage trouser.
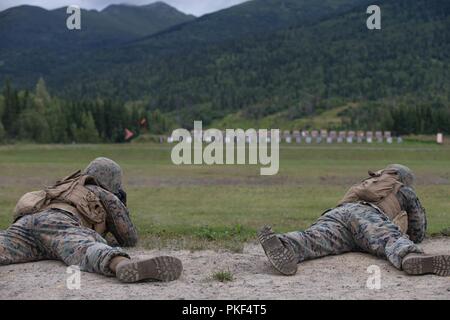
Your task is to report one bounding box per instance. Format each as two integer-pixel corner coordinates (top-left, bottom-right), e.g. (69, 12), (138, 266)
(279, 203), (423, 269)
(0, 209), (129, 276)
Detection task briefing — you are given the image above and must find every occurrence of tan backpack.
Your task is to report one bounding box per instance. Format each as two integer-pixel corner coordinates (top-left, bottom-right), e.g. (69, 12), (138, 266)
(13, 170), (107, 232)
(339, 169), (408, 233)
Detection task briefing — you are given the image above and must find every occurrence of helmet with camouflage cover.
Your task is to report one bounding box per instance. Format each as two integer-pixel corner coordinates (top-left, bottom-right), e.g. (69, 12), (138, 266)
(83, 157), (123, 194)
(384, 164), (416, 188)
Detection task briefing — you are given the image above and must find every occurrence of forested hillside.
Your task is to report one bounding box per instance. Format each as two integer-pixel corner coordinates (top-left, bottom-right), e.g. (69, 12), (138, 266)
(55, 0), (450, 128)
(0, 2), (195, 87)
(0, 0), (449, 143)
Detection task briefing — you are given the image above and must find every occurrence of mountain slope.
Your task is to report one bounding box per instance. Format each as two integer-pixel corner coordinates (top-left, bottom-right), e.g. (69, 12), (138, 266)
(47, 0), (450, 129)
(126, 0), (373, 50)
(0, 3), (195, 86)
(2, 0), (450, 132)
(0, 3), (194, 49)
(0, 0), (371, 87)
(101, 2), (196, 38)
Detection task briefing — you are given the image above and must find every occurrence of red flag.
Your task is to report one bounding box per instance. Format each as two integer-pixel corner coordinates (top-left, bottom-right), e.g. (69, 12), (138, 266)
(124, 128), (134, 141)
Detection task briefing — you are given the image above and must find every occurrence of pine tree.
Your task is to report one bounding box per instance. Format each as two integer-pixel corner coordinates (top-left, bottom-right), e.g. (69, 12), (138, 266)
(34, 77), (51, 114)
(73, 112), (101, 143)
(2, 80), (18, 138)
(0, 121), (5, 143)
(0, 94), (4, 117)
(46, 99), (69, 143)
(17, 108), (51, 143)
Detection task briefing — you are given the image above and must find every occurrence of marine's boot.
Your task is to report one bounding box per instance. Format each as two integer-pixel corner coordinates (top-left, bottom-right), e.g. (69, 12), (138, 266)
(258, 225), (298, 276)
(115, 256), (183, 283)
(402, 253), (450, 276)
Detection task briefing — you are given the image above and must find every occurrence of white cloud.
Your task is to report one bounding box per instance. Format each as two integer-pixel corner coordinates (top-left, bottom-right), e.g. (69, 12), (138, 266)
(0, 0), (250, 16)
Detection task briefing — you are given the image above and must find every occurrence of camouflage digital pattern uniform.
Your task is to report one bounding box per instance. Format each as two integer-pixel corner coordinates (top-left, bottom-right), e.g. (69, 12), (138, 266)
(279, 186), (427, 269)
(0, 161), (138, 276)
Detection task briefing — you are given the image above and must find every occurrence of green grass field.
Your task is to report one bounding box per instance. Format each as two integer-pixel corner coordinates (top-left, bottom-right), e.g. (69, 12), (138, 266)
(0, 143), (449, 251)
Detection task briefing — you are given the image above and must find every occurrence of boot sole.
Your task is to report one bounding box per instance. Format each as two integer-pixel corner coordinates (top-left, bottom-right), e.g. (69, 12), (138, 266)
(116, 256), (183, 283)
(258, 226), (297, 276)
(402, 254), (450, 276)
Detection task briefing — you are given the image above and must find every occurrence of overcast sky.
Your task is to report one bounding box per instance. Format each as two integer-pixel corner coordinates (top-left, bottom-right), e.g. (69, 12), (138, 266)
(0, 0), (249, 16)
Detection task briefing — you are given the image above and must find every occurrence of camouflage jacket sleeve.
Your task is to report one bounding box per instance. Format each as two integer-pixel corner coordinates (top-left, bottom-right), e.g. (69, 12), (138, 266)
(396, 186), (427, 243)
(86, 185), (139, 247)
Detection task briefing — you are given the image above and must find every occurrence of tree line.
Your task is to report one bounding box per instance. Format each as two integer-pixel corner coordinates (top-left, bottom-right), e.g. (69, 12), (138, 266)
(0, 79), (172, 143)
(341, 96), (450, 135)
(1, 77), (449, 145)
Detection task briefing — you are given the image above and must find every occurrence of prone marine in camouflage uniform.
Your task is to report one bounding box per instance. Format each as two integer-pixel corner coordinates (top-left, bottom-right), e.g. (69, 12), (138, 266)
(0, 157), (182, 282)
(259, 164), (450, 276)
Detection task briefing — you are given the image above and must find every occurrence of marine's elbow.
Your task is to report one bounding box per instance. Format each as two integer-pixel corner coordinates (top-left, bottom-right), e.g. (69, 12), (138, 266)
(121, 233), (139, 247)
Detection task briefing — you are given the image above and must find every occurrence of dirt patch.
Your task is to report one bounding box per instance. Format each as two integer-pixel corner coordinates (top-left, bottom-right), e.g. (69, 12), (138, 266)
(1, 238), (450, 300)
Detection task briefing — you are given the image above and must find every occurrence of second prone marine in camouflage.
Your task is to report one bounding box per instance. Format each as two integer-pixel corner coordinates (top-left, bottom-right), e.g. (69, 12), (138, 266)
(259, 164), (450, 276)
(0, 157), (182, 282)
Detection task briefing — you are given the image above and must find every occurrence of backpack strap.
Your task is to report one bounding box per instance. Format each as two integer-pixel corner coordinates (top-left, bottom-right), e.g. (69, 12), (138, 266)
(54, 170), (82, 186)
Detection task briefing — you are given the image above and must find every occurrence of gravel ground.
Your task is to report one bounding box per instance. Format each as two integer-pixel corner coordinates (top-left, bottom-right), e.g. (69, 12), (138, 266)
(1, 238), (450, 300)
